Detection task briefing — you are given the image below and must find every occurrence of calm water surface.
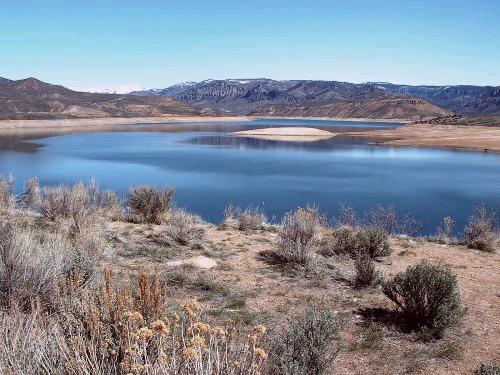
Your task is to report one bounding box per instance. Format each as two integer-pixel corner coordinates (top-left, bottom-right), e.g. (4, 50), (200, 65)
(0, 118), (499, 234)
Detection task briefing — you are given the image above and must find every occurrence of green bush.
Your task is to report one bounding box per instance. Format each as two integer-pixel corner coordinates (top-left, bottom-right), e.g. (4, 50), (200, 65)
(268, 308), (343, 375)
(327, 227), (391, 258)
(354, 254), (380, 288)
(325, 227), (359, 256)
(382, 261), (465, 337)
(358, 228), (392, 258)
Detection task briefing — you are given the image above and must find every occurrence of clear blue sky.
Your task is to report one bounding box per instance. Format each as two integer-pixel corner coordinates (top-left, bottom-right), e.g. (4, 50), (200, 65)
(1, 0), (499, 91)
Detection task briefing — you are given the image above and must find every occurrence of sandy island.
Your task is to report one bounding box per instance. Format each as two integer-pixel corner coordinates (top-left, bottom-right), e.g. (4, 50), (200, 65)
(232, 126), (335, 141)
(347, 123), (500, 153)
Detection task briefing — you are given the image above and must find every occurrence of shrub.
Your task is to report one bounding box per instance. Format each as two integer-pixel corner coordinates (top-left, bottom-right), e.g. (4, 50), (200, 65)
(435, 216), (455, 243)
(335, 203), (358, 227)
(325, 227), (359, 257)
(382, 261), (465, 336)
(364, 204), (398, 234)
(127, 185), (174, 224)
(0, 175), (14, 210)
(462, 205), (498, 252)
(15, 177), (41, 210)
(238, 207), (267, 231)
(357, 228), (392, 258)
(276, 207), (323, 264)
(41, 184), (79, 220)
(165, 208), (203, 245)
(354, 254), (380, 288)
(400, 213), (423, 238)
(222, 204), (267, 231)
(267, 307), (343, 375)
(327, 227), (391, 258)
(475, 362), (500, 375)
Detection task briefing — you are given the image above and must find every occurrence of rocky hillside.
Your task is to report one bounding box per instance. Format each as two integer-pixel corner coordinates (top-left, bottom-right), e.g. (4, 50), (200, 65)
(132, 79), (451, 120)
(0, 77), (209, 120)
(375, 83), (500, 115)
(248, 98), (448, 120)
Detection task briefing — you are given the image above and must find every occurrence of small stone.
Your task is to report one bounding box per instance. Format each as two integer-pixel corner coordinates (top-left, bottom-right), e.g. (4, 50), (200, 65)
(165, 256), (217, 269)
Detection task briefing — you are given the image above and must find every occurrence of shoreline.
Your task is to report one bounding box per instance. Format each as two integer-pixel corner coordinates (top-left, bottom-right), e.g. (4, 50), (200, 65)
(253, 116), (409, 123)
(0, 115), (252, 130)
(1, 116), (498, 153)
(347, 123), (500, 153)
(0, 115), (407, 131)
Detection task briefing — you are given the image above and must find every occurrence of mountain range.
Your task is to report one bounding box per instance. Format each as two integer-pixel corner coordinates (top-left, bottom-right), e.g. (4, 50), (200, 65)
(131, 79), (499, 120)
(0, 77), (212, 120)
(1, 76), (498, 121)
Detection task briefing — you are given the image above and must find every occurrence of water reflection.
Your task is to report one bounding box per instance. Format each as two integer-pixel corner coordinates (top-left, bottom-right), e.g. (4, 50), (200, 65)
(1, 119), (497, 235)
(186, 134), (383, 151)
(0, 119), (400, 154)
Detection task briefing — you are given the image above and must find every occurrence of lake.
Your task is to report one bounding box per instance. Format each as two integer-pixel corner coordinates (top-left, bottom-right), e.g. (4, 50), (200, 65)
(0, 118), (499, 234)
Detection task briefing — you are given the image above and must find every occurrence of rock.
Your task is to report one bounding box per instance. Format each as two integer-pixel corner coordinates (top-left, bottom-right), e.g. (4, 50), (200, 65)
(166, 256), (217, 269)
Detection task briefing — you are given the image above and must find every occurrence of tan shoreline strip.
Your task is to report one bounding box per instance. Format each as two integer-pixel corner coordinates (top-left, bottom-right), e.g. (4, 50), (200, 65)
(346, 124), (500, 153)
(0, 116), (252, 130)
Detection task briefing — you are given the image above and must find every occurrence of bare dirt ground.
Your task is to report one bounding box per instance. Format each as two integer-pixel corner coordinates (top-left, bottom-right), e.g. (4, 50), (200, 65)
(106, 220), (500, 374)
(347, 123), (500, 153)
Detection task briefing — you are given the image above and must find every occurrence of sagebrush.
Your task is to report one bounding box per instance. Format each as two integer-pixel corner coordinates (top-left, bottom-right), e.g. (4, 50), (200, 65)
(382, 261), (465, 336)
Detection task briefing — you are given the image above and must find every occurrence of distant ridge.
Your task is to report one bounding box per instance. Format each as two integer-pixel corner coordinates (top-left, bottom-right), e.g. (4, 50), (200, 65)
(2, 76), (498, 121)
(0, 77), (217, 120)
(131, 79), (453, 120)
(374, 83), (500, 115)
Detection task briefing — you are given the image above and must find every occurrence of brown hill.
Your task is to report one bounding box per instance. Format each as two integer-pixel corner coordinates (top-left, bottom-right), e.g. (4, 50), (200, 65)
(0, 77), (210, 120)
(248, 97), (449, 120)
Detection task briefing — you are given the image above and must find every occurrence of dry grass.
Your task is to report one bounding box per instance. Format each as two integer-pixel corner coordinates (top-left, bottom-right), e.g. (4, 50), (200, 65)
(0, 271), (269, 375)
(0, 175), (14, 210)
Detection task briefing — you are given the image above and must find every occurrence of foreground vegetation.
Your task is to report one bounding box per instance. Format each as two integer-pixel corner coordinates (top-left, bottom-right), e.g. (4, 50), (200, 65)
(0, 176), (498, 374)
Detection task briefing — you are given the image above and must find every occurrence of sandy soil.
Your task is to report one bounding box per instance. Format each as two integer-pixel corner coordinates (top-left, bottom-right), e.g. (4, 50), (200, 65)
(348, 123), (500, 153)
(0, 115), (251, 130)
(105, 218), (499, 375)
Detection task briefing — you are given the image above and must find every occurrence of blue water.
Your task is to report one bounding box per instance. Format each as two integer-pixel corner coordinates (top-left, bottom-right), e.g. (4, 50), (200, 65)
(0, 119), (498, 234)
